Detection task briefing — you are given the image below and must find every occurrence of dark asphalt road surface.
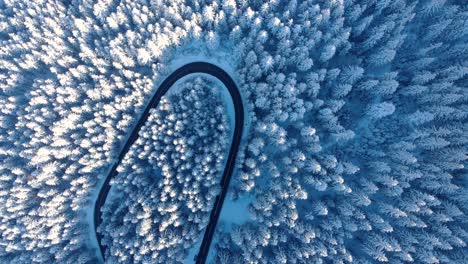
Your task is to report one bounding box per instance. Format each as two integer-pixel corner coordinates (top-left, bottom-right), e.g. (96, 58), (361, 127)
(93, 62), (244, 264)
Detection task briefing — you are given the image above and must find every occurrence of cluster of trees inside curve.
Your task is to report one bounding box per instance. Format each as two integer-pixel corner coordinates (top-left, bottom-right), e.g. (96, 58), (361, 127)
(99, 77), (229, 263)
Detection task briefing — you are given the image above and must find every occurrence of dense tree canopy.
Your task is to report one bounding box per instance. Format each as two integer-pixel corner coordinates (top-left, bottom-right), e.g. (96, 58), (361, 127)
(0, 0), (466, 263)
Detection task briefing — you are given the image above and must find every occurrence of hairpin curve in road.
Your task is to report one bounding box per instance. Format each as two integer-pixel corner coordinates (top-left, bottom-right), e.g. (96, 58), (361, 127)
(93, 62), (245, 264)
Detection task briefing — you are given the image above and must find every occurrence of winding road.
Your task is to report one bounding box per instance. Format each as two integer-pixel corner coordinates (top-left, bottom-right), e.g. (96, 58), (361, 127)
(93, 62), (244, 264)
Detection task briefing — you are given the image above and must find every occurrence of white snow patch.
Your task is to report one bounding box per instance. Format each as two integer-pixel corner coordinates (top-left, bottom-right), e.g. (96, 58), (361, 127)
(205, 192), (253, 263)
(218, 192), (253, 230)
(84, 171), (111, 263)
(184, 231), (205, 264)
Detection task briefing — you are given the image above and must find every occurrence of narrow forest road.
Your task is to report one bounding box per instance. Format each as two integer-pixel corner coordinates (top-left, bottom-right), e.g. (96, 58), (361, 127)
(93, 62), (244, 264)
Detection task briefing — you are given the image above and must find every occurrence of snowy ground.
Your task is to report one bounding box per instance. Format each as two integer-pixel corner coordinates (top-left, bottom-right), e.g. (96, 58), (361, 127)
(184, 232), (204, 264)
(206, 190), (254, 263)
(159, 40), (239, 82)
(85, 173), (106, 263)
(218, 189), (253, 231)
(85, 162), (128, 263)
(184, 180), (254, 264)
